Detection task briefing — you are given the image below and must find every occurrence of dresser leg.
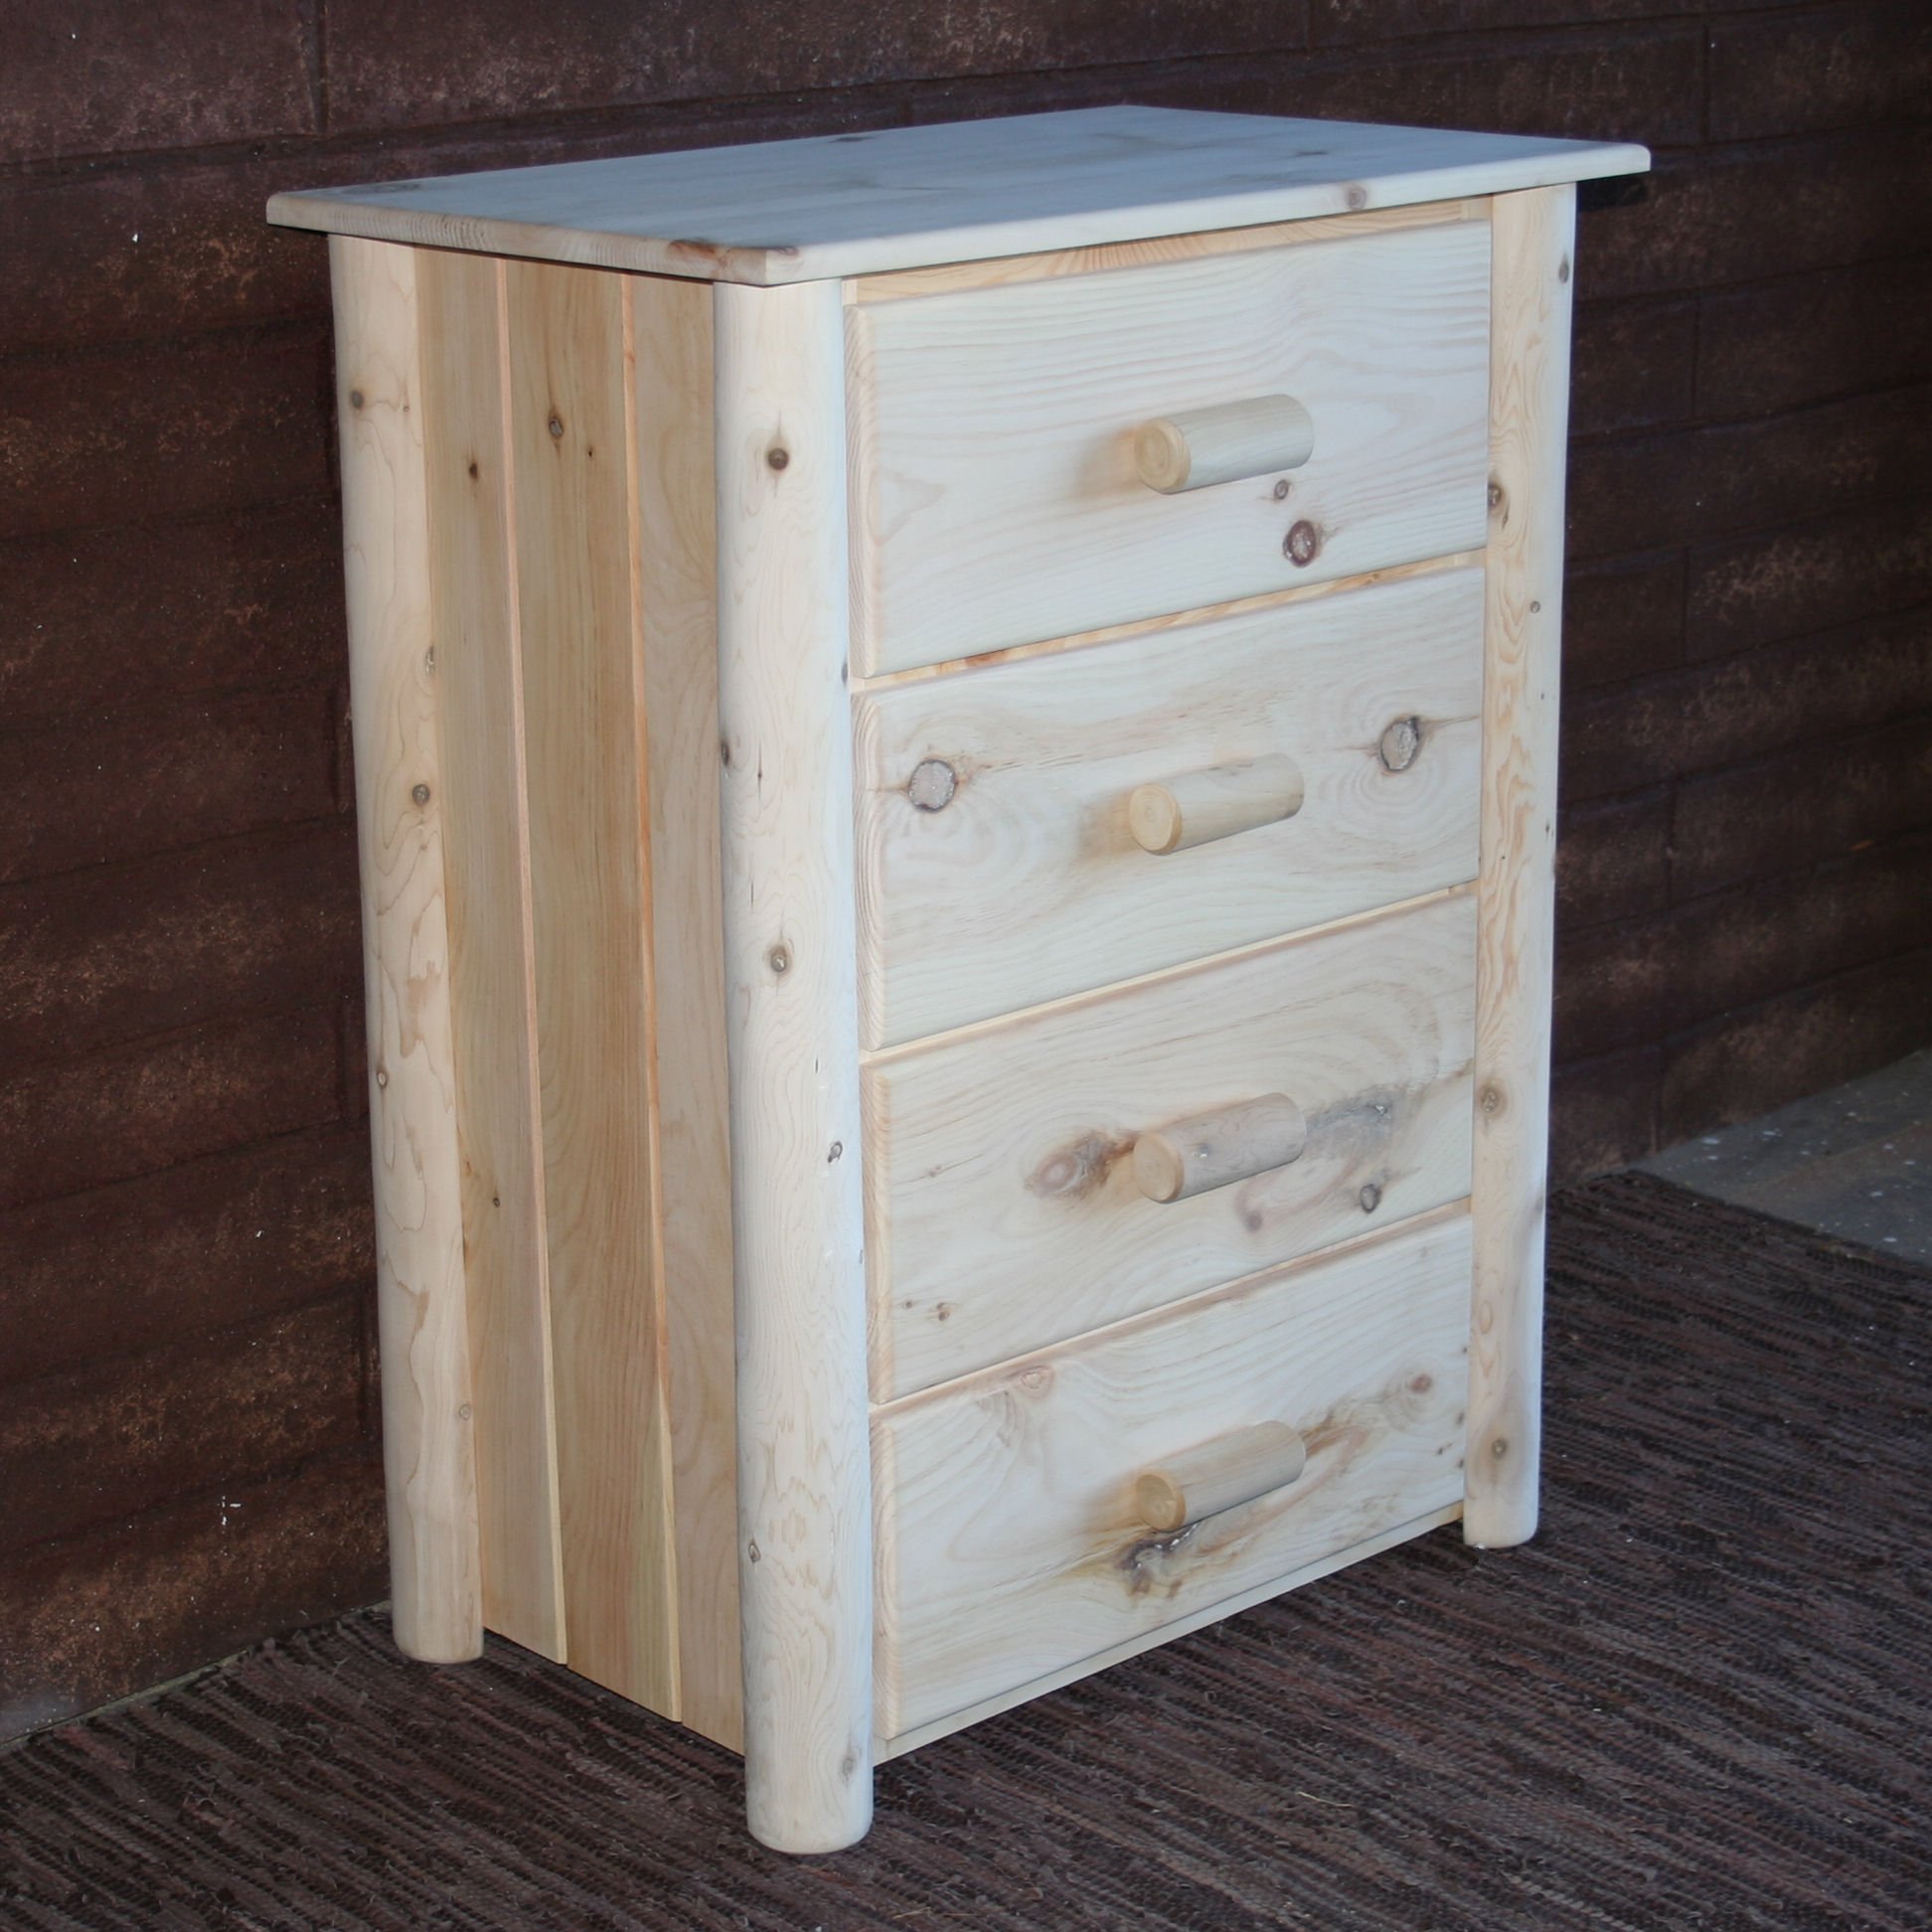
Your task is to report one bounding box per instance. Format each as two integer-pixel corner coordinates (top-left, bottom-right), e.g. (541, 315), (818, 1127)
(1467, 186), (1576, 1550)
(330, 237), (485, 1661)
(715, 278), (876, 1852)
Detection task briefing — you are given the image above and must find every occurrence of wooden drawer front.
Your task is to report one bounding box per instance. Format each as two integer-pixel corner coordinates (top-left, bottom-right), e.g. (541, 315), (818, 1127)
(848, 217), (1491, 677)
(866, 889), (1474, 1399)
(856, 565), (1483, 1047)
(875, 1212), (1470, 1739)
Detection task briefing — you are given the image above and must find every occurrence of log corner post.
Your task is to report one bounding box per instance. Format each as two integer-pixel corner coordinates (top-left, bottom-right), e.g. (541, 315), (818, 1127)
(714, 276), (876, 1853)
(1466, 186), (1577, 1551)
(329, 235), (485, 1661)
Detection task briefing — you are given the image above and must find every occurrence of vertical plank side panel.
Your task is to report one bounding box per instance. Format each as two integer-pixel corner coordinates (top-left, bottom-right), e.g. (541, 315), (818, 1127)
(416, 247), (566, 1660)
(508, 258), (678, 1710)
(328, 235), (483, 1662)
(1467, 186), (1575, 1547)
(633, 274), (742, 1751)
(716, 278), (874, 1852)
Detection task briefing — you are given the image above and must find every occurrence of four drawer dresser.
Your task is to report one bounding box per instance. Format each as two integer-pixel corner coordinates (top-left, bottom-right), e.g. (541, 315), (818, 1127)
(269, 105), (1650, 1852)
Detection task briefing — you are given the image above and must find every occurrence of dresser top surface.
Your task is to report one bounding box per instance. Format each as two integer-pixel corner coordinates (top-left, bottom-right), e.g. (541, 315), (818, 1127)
(268, 105), (1648, 286)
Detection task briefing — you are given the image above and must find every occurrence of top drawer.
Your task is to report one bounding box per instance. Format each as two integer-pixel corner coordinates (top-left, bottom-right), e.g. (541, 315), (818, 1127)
(848, 215), (1492, 677)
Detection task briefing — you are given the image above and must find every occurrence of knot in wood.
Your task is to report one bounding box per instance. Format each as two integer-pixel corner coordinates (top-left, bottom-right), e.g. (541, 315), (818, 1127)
(1283, 519), (1321, 566)
(348, 389), (365, 410)
(765, 445), (790, 471)
(767, 944), (790, 976)
(906, 758), (957, 811)
(1271, 478), (1292, 501)
(548, 412), (564, 439)
(1378, 717), (1422, 772)
(1359, 1181), (1383, 1213)
(411, 782), (431, 806)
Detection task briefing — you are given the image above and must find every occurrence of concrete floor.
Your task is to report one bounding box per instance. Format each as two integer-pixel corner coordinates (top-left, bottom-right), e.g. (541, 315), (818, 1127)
(1640, 1048), (1932, 1264)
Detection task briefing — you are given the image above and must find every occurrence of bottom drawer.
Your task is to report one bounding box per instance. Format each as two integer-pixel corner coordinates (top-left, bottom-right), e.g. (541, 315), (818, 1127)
(874, 1211), (1471, 1740)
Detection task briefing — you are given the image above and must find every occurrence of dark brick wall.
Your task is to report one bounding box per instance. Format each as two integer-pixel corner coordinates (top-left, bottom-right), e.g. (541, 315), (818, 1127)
(2, 1), (1927, 1731)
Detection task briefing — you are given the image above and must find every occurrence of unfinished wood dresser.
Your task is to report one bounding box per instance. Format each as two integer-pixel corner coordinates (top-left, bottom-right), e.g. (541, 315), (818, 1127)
(270, 106), (1649, 1852)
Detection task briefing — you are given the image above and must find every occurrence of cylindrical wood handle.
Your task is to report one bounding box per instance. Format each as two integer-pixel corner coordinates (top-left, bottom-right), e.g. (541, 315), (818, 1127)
(1128, 754), (1304, 857)
(1134, 395), (1316, 494)
(1135, 1421), (1308, 1531)
(1133, 1092), (1308, 1205)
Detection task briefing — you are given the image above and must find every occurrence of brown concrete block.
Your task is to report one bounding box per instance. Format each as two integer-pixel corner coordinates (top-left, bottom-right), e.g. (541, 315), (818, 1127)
(1697, 259), (1932, 424)
(1571, 296), (1697, 438)
(1672, 718), (1932, 901)
(0, 687), (338, 883)
(1175, 26), (1698, 145)
(0, 503), (344, 723)
(0, 1006), (342, 1210)
(1556, 788), (1673, 933)
(0, 0), (315, 166)
(1688, 497), (1932, 664)
(0, 159), (332, 357)
(1567, 385), (1932, 564)
(0, 1295), (370, 1557)
(0, 820), (360, 1067)
(1709, 1), (1932, 142)
(1563, 550), (1686, 691)
(0, 1446), (386, 1737)
(1579, 130), (1932, 301)
(0, 328), (333, 543)
(0, 1126), (373, 1387)
(1561, 605), (1932, 800)
(1556, 839), (1932, 1062)
(320, 0), (1287, 133)
(1661, 949), (1932, 1143)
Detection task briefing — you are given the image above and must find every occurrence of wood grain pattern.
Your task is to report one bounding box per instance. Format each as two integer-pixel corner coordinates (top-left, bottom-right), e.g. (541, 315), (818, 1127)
(715, 278), (874, 1852)
(875, 1499), (1464, 1760)
(327, 235), (482, 1665)
(848, 199), (1488, 303)
(865, 888), (1478, 1399)
(874, 1212), (1472, 1738)
(848, 220), (1493, 673)
(1466, 187), (1576, 1548)
(268, 107), (1646, 284)
(416, 248), (565, 1662)
(506, 260), (676, 1709)
(855, 568), (1485, 1046)
(632, 272), (742, 1751)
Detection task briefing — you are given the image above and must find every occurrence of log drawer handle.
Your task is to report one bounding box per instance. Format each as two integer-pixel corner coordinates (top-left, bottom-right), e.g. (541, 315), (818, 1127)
(1133, 1092), (1308, 1205)
(1129, 754), (1304, 856)
(1134, 395), (1316, 494)
(1135, 1421), (1308, 1531)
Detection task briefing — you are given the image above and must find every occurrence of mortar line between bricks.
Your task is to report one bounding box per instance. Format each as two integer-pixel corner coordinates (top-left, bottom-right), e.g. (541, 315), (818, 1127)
(0, 1438), (386, 1584)
(0, 1277), (379, 1402)
(0, 809), (356, 895)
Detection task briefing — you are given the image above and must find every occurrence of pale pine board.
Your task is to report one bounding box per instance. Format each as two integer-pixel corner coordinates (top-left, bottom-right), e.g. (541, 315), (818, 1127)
(848, 219), (1492, 672)
(1467, 187), (1576, 1548)
(855, 566), (1485, 1046)
(416, 247), (566, 1663)
(865, 889), (1477, 1399)
(506, 261), (678, 1713)
(269, 106), (1647, 285)
(874, 1212), (1472, 1737)
(632, 273), (743, 1751)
